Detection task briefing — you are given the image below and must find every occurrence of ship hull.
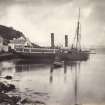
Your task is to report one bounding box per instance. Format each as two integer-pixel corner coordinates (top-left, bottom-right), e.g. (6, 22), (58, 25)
(15, 51), (89, 61)
(15, 52), (55, 62)
(61, 51), (89, 61)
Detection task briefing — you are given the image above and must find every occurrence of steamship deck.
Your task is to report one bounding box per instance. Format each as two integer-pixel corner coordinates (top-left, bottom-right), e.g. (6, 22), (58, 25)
(14, 47), (59, 61)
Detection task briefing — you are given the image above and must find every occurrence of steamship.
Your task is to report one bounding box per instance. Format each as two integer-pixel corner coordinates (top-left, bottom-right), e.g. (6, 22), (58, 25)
(13, 33), (60, 62)
(14, 47), (59, 62)
(14, 10), (89, 61)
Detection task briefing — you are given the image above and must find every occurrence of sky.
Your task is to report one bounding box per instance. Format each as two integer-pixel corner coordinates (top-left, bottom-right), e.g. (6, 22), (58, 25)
(0, 0), (105, 48)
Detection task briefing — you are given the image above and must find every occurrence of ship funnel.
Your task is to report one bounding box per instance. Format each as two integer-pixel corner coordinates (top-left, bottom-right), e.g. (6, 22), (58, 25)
(51, 33), (54, 48)
(65, 35), (68, 47)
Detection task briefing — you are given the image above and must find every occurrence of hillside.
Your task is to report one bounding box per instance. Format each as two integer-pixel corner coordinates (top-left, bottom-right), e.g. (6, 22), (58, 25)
(0, 25), (25, 41)
(0, 25), (40, 47)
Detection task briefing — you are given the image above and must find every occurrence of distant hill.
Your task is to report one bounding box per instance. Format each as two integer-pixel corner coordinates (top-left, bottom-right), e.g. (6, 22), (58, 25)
(0, 25), (40, 47)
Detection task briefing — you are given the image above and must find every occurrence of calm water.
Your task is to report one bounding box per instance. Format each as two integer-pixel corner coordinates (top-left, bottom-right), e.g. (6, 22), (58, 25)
(0, 53), (105, 105)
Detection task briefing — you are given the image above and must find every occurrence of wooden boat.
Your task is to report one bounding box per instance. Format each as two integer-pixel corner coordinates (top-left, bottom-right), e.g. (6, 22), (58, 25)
(53, 61), (64, 68)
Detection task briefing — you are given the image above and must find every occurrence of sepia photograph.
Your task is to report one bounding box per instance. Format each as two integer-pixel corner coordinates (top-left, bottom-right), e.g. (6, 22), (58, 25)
(0, 0), (105, 105)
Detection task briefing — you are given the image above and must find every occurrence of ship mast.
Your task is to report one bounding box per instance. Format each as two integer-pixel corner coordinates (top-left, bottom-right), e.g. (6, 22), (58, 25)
(73, 8), (81, 50)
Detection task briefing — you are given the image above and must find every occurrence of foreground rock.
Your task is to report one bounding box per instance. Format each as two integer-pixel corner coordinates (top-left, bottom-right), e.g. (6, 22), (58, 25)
(4, 76), (13, 80)
(0, 93), (21, 105)
(0, 82), (15, 93)
(0, 82), (21, 105)
(21, 98), (45, 105)
(0, 82), (46, 105)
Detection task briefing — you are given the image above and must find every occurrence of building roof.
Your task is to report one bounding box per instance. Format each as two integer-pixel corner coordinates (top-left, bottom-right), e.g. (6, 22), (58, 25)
(10, 37), (26, 44)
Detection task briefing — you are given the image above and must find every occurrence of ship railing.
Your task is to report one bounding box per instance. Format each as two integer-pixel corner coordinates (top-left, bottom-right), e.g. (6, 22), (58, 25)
(15, 47), (59, 54)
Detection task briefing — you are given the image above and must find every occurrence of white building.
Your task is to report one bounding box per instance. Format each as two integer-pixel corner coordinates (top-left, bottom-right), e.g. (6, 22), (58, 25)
(9, 37), (32, 50)
(3, 45), (8, 52)
(0, 36), (9, 52)
(0, 36), (3, 52)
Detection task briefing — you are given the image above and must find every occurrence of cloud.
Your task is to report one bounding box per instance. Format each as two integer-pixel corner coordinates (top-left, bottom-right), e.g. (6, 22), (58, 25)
(0, 0), (105, 47)
(0, 0), (72, 6)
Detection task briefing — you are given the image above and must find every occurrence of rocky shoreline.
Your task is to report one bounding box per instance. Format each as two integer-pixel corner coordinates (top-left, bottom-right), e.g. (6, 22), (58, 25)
(0, 81), (21, 105)
(0, 76), (45, 105)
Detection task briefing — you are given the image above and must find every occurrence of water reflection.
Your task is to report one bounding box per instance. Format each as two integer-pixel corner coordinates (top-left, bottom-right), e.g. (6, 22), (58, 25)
(0, 54), (105, 105)
(14, 60), (79, 85)
(73, 62), (81, 105)
(0, 60), (82, 105)
(0, 61), (15, 77)
(64, 62), (67, 83)
(48, 60), (81, 105)
(15, 63), (49, 72)
(49, 64), (54, 84)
